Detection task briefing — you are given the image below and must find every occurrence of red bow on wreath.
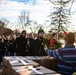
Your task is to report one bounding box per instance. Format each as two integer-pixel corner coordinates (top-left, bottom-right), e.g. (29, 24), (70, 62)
(50, 38), (55, 47)
(64, 31), (67, 35)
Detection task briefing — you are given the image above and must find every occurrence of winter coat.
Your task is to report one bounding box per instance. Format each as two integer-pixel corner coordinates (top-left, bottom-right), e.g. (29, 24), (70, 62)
(15, 35), (27, 55)
(29, 37), (47, 56)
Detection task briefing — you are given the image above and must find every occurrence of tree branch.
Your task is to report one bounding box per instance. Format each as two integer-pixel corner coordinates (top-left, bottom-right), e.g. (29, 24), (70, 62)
(69, 0), (74, 13)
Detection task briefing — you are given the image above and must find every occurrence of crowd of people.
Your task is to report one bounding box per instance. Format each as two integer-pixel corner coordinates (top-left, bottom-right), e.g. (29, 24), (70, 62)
(0, 29), (47, 62)
(0, 29), (76, 75)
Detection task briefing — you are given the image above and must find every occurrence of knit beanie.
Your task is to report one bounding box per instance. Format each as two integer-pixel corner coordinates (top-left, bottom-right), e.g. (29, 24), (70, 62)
(64, 32), (75, 44)
(38, 28), (44, 34)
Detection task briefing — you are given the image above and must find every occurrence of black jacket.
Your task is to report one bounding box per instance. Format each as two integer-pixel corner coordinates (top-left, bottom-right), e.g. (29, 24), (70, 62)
(29, 37), (47, 56)
(0, 41), (6, 56)
(15, 35), (27, 54)
(7, 40), (16, 53)
(26, 38), (34, 55)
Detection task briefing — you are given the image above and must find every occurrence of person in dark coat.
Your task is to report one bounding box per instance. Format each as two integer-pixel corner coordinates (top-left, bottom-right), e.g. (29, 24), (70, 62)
(15, 30), (27, 56)
(7, 35), (16, 56)
(4, 35), (12, 56)
(26, 33), (34, 55)
(29, 28), (47, 56)
(0, 38), (3, 63)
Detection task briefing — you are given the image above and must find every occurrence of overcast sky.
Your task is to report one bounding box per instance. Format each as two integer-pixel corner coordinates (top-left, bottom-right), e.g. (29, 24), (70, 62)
(0, 0), (76, 32)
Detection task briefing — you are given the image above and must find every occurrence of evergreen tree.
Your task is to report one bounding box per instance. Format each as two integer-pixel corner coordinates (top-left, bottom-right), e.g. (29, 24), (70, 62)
(49, 0), (72, 39)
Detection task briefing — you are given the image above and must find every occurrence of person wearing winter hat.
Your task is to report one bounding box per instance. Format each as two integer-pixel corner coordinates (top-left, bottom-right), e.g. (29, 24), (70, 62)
(46, 32), (76, 75)
(38, 28), (44, 34)
(28, 28), (47, 56)
(38, 28), (44, 41)
(64, 32), (75, 46)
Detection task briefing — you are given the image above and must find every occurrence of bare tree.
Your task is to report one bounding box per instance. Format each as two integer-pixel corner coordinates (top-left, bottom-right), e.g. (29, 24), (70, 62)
(18, 11), (32, 30)
(0, 18), (9, 27)
(0, 20), (5, 27)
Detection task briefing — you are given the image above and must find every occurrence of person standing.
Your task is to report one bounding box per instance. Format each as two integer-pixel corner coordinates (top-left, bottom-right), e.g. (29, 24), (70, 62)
(4, 35), (11, 56)
(15, 30), (27, 56)
(0, 36), (6, 56)
(29, 28), (47, 56)
(0, 38), (3, 64)
(46, 32), (76, 75)
(7, 35), (16, 56)
(26, 33), (34, 55)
